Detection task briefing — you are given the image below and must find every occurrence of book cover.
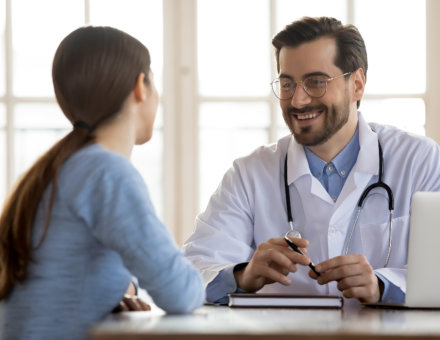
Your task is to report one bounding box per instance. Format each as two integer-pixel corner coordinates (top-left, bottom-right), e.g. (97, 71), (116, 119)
(228, 293), (343, 308)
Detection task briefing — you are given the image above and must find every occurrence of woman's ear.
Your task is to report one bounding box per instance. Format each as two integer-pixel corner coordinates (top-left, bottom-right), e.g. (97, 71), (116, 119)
(134, 73), (146, 102)
(352, 68), (366, 103)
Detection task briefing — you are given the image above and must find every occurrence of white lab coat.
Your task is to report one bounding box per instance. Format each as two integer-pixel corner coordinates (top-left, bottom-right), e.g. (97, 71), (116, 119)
(184, 113), (440, 300)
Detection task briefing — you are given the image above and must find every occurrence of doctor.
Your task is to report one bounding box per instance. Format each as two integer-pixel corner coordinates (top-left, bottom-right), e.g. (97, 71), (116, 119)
(183, 16), (440, 304)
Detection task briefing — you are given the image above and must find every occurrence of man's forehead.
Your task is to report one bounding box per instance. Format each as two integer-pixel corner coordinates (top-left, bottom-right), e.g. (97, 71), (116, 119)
(278, 37), (339, 76)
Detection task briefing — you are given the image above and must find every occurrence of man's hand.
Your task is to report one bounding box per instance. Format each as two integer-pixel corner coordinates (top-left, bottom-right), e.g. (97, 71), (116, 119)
(113, 282), (151, 312)
(310, 254), (381, 303)
(234, 236), (311, 292)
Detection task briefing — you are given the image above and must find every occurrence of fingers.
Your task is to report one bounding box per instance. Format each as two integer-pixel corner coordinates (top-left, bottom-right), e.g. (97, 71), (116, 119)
(311, 254), (380, 303)
(339, 277), (380, 303)
(336, 274), (367, 291)
(280, 236), (309, 248)
(283, 236), (310, 255)
(118, 295), (152, 312)
(235, 237), (313, 292)
(253, 263), (293, 286)
(258, 238), (311, 268)
(242, 246), (295, 288)
(315, 254), (371, 284)
(138, 298), (152, 311)
(117, 301), (129, 312)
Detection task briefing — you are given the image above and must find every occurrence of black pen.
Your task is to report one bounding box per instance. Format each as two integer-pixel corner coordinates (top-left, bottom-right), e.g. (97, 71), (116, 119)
(284, 235), (320, 276)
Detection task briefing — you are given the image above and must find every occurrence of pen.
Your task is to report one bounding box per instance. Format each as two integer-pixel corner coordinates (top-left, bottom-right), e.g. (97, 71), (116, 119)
(284, 235), (320, 276)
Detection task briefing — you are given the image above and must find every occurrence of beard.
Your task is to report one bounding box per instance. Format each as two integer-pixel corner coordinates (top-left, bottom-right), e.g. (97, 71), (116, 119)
(283, 95), (351, 147)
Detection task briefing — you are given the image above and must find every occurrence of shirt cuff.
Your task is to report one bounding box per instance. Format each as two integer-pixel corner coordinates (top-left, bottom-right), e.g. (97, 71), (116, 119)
(376, 272), (405, 303)
(206, 263), (247, 304)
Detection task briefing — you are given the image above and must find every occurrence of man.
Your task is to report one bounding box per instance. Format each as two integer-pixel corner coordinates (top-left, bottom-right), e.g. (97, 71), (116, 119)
(183, 17), (440, 305)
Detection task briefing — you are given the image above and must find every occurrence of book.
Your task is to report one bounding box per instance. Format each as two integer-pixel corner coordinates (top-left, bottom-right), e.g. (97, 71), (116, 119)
(228, 293), (343, 308)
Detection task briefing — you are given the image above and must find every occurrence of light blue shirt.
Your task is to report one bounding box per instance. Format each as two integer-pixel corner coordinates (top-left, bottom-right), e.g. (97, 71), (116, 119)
(2, 144), (205, 339)
(304, 127), (360, 202)
(206, 126), (404, 304)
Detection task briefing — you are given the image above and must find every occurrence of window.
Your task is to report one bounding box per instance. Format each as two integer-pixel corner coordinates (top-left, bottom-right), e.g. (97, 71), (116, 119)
(197, 0), (271, 208)
(1, 0), (164, 218)
(197, 0), (428, 219)
(355, 0), (426, 134)
(1, 0), (438, 244)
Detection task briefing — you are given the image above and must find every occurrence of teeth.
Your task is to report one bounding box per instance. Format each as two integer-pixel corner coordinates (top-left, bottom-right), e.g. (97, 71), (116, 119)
(296, 112), (319, 120)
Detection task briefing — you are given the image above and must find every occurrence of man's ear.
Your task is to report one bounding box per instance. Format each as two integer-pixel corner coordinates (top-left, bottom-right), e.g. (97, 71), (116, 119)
(134, 73), (146, 102)
(352, 68), (366, 103)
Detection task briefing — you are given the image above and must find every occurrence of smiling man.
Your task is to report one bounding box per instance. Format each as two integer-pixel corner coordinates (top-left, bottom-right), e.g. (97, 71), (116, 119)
(183, 17), (440, 305)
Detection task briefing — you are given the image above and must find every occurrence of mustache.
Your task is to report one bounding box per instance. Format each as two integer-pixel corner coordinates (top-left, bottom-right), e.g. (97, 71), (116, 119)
(287, 105), (327, 115)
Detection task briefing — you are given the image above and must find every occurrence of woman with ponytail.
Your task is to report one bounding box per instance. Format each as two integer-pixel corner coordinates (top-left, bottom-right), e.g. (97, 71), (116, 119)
(0, 26), (205, 339)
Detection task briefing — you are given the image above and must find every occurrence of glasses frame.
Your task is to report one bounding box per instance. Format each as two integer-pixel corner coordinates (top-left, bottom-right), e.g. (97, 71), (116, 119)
(270, 72), (352, 100)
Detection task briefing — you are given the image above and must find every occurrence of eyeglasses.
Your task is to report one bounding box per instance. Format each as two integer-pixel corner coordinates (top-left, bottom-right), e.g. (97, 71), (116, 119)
(270, 72), (351, 100)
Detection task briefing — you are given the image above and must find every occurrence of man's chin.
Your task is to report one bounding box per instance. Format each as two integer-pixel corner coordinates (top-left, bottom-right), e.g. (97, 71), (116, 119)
(292, 130), (328, 147)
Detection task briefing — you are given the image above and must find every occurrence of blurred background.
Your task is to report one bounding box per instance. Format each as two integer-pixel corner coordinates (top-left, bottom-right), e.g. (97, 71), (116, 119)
(1, 0), (439, 244)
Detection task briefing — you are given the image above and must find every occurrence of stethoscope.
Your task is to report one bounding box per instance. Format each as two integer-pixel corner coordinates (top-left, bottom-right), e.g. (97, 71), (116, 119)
(284, 142), (394, 268)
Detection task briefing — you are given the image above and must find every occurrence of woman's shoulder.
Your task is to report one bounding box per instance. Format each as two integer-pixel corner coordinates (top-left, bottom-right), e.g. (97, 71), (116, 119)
(59, 144), (144, 194)
(67, 144), (136, 176)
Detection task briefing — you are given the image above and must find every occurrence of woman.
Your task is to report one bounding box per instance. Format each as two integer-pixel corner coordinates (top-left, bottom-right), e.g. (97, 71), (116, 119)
(0, 26), (205, 339)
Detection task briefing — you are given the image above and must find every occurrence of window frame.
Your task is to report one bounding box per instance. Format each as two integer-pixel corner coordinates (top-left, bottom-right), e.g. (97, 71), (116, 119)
(2, 0), (439, 245)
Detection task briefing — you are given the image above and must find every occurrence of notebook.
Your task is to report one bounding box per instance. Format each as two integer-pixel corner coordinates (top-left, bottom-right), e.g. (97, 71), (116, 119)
(228, 293), (343, 308)
(366, 191), (440, 309)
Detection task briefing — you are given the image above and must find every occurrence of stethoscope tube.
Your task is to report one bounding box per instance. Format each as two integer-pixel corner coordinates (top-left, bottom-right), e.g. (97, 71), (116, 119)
(284, 141), (394, 268)
(356, 143), (394, 211)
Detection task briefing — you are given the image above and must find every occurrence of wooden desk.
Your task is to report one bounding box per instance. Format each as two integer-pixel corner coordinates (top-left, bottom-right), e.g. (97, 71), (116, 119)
(90, 304), (440, 340)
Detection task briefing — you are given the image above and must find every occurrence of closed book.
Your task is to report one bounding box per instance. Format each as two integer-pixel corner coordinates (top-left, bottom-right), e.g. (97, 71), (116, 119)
(228, 293), (343, 308)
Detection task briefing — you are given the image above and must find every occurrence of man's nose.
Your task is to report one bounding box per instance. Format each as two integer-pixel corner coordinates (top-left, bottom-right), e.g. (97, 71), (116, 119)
(290, 83), (312, 107)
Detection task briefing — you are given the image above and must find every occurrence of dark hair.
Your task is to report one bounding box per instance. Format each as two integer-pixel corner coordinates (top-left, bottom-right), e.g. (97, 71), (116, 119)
(0, 26), (151, 299)
(272, 17), (367, 108)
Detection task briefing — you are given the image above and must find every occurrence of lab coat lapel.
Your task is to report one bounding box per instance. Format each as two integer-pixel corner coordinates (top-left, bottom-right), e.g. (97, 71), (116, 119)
(287, 136), (334, 204)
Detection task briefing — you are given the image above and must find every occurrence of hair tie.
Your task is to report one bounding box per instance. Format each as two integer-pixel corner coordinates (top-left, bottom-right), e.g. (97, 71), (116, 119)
(73, 121), (93, 132)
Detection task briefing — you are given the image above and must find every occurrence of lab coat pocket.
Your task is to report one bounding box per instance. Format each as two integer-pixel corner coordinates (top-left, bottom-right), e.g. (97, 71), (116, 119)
(358, 215), (409, 269)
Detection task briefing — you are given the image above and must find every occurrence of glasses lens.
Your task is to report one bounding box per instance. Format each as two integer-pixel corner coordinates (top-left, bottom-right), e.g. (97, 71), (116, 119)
(272, 78), (294, 99)
(304, 76), (327, 98)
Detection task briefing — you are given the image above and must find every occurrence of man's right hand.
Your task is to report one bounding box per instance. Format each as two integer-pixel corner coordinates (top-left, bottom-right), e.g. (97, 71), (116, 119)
(233, 236), (311, 292)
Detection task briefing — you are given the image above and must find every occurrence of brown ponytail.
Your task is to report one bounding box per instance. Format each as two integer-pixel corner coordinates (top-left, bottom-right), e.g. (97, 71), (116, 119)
(0, 129), (93, 298)
(0, 26), (151, 299)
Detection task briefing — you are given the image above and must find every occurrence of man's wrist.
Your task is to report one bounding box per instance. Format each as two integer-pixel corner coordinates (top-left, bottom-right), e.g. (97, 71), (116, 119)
(376, 274), (385, 301)
(233, 262), (248, 290)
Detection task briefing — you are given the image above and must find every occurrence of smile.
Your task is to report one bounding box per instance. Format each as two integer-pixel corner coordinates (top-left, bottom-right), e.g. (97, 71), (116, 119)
(295, 112), (320, 120)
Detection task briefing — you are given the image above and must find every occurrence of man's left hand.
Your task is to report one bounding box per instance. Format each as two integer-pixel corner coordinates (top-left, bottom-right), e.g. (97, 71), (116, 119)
(309, 254), (380, 303)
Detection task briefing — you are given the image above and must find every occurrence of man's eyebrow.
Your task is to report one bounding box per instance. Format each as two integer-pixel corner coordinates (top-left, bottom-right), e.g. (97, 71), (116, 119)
(303, 71), (330, 78)
(278, 71), (331, 80)
(278, 73), (293, 80)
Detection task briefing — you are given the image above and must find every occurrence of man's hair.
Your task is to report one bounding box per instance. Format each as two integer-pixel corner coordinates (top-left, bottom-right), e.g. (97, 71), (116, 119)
(272, 17), (367, 108)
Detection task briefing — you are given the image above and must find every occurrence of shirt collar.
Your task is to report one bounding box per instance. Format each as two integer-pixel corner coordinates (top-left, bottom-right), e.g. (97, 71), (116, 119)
(304, 126), (360, 178)
(286, 111), (379, 185)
